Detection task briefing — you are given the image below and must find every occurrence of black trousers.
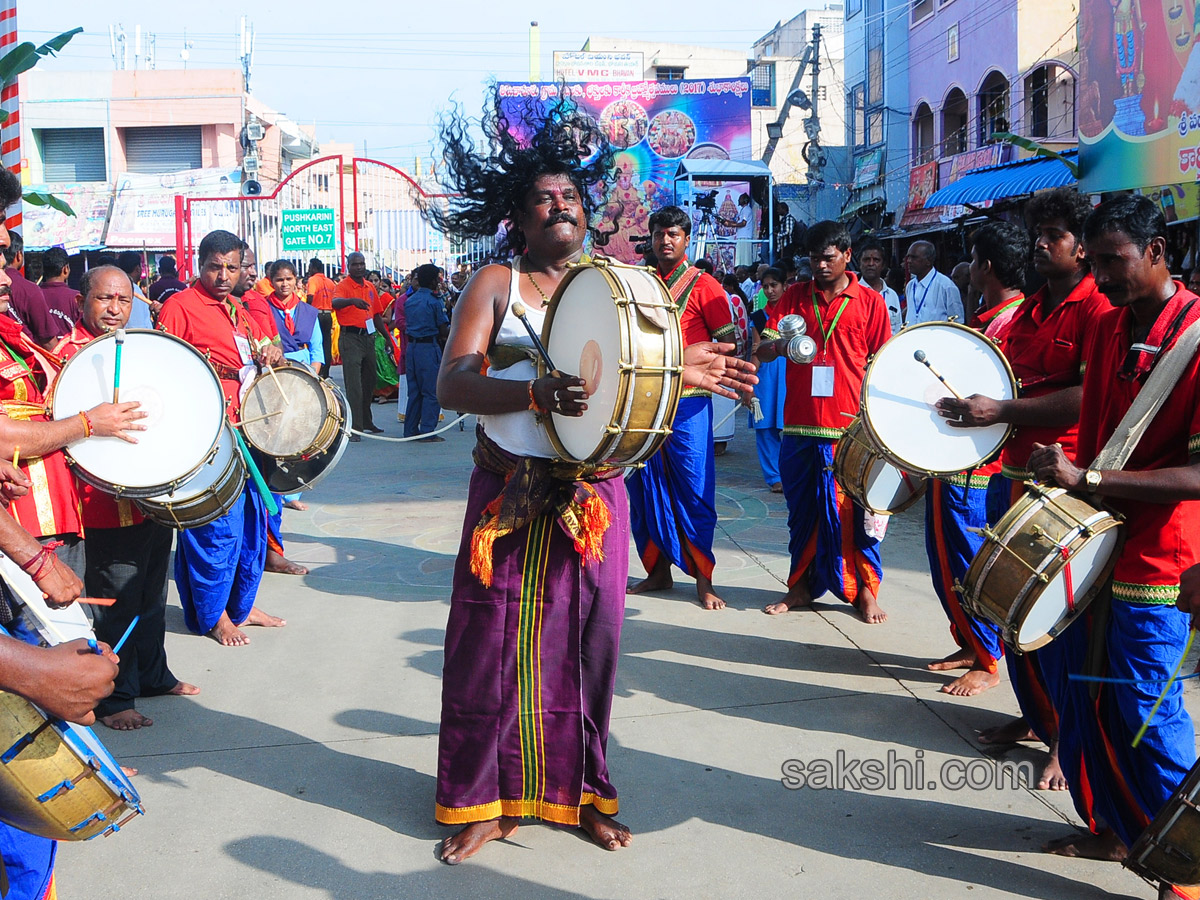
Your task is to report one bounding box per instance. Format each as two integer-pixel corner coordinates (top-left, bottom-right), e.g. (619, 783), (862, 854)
(317, 311), (334, 378)
(86, 520), (177, 716)
(339, 328), (377, 431)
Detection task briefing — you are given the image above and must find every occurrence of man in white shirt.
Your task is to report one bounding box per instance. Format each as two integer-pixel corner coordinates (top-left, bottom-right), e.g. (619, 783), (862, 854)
(858, 239), (903, 333)
(903, 240), (963, 325)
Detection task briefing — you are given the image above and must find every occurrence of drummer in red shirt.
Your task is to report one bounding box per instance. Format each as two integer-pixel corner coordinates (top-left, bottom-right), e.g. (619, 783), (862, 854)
(1029, 196), (1200, 878)
(157, 229), (286, 647)
(53, 265), (199, 729)
(755, 220), (892, 624)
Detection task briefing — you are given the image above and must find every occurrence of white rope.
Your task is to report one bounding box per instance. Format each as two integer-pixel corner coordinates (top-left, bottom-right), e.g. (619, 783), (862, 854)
(349, 413), (472, 442)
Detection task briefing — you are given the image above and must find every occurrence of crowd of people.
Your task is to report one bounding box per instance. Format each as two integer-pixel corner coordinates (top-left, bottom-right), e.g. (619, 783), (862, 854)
(2, 86), (1200, 900)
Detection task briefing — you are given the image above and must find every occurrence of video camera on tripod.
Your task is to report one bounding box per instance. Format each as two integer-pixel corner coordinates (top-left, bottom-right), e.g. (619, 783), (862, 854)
(693, 190), (719, 212)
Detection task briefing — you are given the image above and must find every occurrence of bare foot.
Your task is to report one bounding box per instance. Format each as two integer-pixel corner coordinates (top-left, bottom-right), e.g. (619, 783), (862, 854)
(120, 765), (138, 777)
(856, 592), (887, 624)
(627, 558), (673, 595)
(242, 607), (286, 628)
(940, 667), (1000, 697)
(579, 805), (632, 851)
(764, 582), (813, 616)
(100, 709), (152, 730)
(978, 717), (1039, 745)
(1043, 828), (1126, 860)
(1038, 742), (1068, 791)
(769, 482), (783, 493)
(1161, 883), (1200, 900)
(696, 574), (725, 610)
(266, 549), (309, 576)
(283, 499), (308, 511)
(928, 648), (976, 671)
(168, 682), (200, 696)
(208, 612), (249, 646)
(438, 817), (519, 865)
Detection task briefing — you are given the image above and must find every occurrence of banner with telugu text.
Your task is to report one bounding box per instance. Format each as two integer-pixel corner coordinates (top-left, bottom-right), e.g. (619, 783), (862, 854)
(1077, 0), (1200, 192)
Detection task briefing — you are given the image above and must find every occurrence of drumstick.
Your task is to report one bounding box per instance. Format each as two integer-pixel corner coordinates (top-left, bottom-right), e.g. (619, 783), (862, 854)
(75, 597), (116, 607)
(913, 350), (966, 401)
(509, 301), (558, 374)
(265, 365), (290, 407)
(112, 329), (125, 404)
(11, 446), (18, 470)
(112, 615), (139, 655)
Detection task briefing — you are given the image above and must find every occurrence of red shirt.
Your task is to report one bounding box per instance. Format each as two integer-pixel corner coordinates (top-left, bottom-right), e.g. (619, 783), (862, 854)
(764, 274), (892, 438)
(240, 289), (280, 340)
(661, 261), (735, 399)
(1074, 284), (1200, 598)
(306, 273), (336, 312)
(999, 274), (1109, 477)
(333, 279), (383, 328)
(54, 324), (144, 529)
(0, 316), (82, 538)
(157, 282), (274, 415)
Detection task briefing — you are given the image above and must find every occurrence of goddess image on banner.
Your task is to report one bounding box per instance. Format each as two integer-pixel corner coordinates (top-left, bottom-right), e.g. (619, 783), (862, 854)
(497, 80), (752, 264)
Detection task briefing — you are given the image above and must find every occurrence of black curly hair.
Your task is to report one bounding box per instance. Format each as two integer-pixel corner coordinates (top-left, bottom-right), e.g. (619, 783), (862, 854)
(423, 84), (615, 256)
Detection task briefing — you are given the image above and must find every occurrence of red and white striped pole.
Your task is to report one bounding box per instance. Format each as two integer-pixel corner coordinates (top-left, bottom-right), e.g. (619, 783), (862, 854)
(0, 0), (20, 234)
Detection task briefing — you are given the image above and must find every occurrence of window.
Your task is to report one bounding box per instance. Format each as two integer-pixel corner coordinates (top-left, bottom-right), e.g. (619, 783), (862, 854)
(1025, 63), (1076, 139)
(868, 111), (884, 146)
(848, 0), (863, 15)
(751, 62), (775, 108)
(912, 0), (934, 24)
(942, 88), (969, 155)
(852, 84), (866, 148)
(655, 66), (685, 82)
(123, 126), (202, 174)
(38, 128), (106, 182)
(978, 70), (1010, 143)
(913, 102), (935, 163)
(867, 0), (884, 105)
(947, 23), (959, 62)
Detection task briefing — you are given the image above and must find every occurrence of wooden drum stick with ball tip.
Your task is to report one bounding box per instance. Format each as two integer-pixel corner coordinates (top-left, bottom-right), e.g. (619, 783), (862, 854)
(913, 349), (965, 401)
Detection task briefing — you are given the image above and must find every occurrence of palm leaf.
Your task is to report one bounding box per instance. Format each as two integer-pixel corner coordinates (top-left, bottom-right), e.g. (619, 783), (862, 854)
(0, 28), (82, 87)
(22, 190), (75, 217)
(990, 132), (1079, 178)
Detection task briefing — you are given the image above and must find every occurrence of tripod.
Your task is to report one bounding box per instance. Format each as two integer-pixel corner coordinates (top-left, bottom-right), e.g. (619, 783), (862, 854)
(692, 206), (719, 266)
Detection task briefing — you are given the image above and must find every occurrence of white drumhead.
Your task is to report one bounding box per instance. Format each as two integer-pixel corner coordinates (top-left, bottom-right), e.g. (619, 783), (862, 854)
(144, 423), (237, 503)
(862, 456), (922, 512)
(1017, 527), (1121, 646)
(863, 324), (1014, 474)
(546, 266), (623, 461)
(53, 331), (225, 492)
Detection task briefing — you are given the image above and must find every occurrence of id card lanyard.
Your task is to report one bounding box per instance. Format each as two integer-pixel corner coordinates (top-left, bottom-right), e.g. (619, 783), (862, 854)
(811, 292), (850, 398)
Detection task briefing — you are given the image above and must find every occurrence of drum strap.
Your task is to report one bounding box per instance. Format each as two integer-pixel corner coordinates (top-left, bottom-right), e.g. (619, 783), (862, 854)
(1091, 314), (1200, 471)
(1084, 581), (1113, 701)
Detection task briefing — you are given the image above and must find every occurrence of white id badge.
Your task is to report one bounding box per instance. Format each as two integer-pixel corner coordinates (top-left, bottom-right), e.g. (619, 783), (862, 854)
(365, 318), (376, 335)
(811, 365), (834, 397)
(234, 334), (253, 366)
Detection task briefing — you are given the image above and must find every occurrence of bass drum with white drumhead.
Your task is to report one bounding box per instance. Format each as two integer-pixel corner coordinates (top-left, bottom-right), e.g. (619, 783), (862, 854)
(50, 330), (226, 498)
(540, 259), (683, 468)
(962, 484), (1124, 652)
(833, 416), (927, 515)
(259, 383), (351, 494)
(137, 422), (246, 529)
(861, 322), (1016, 477)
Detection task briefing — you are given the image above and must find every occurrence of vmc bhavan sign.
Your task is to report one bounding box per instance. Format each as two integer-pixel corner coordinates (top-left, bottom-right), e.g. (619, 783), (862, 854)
(281, 208), (337, 252)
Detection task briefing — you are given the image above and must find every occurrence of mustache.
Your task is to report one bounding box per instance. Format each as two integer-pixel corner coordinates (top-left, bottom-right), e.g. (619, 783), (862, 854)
(0, 286), (11, 298)
(546, 212), (578, 227)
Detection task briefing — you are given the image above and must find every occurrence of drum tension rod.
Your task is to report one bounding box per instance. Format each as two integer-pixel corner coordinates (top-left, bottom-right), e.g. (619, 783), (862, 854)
(966, 527), (1050, 581)
(604, 426), (669, 435)
(1, 718), (53, 763)
(617, 363), (685, 374)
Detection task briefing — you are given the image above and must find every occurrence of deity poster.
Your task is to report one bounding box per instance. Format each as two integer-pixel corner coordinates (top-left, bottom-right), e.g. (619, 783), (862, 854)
(497, 80), (753, 263)
(1078, 0), (1200, 192)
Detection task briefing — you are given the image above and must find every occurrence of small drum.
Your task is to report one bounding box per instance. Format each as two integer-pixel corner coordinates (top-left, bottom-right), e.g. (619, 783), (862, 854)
(51, 330), (226, 498)
(540, 259), (683, 467)
(138, 422), (246, 529)
(833, 416), (927, 515)
(260, 384), (351, 494)
(0, 690), (143, 840)
(240, 363), (343, 459)
(861, 322), (1016, 476)
(1126, 758), (1200, 888)
(962, 484), (1124, 652)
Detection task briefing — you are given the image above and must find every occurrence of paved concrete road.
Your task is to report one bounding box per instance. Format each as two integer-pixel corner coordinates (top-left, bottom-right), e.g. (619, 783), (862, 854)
(57, 406), (1177, 899)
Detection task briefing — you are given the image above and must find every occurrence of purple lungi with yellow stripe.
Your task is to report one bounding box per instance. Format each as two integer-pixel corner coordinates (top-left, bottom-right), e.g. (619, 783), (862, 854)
(436, 464), (628, 827)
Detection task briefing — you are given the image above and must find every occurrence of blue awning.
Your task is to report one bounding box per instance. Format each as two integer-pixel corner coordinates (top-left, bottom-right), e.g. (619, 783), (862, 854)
(924, 150), (1078, 208)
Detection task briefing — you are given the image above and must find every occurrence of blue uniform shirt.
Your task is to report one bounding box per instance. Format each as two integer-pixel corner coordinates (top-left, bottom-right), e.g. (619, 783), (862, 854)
(404, 288), (448, 338)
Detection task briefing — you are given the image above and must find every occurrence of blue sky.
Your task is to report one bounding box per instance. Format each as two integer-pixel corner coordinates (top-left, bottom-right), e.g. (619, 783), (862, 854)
(23, 1), (824, 167)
